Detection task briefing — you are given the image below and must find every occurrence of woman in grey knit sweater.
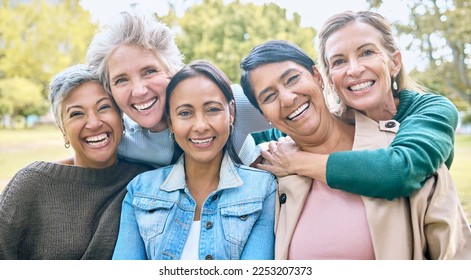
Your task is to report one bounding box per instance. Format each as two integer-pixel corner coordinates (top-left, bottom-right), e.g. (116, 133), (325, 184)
(0, 65), (151, 259)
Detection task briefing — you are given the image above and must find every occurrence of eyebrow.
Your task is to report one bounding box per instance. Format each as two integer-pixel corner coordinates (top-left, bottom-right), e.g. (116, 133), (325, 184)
(174, 100), (224, 111)
(66, 97), (111, 113)
(257, 68), (298, 100)
(329, 43), (377, 60)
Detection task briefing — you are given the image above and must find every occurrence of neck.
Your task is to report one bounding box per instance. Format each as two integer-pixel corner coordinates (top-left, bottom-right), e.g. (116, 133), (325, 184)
(184, 154), (222, 221)
(364, 93), (399, 122)
(184, 153), (223, 200)
(293, 116), (355, 154)
(148, 119), (168, 132)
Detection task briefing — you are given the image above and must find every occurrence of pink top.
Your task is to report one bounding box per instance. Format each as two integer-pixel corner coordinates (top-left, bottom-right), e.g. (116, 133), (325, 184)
(288, 180), (375, 260)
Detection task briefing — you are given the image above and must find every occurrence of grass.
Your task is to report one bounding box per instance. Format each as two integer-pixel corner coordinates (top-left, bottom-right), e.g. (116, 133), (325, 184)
(0, 125), (73, 188)
(0, 126), (470, 222)
(450, 134), (471, 221)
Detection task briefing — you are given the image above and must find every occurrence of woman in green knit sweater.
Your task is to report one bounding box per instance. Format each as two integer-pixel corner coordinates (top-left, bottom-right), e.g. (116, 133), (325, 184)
(0, 65), (151, 259)
(244, 10), (458, 200)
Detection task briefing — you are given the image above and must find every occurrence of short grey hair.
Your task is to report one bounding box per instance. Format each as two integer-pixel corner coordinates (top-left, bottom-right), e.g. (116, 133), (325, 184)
(86, 11), (184, 96)
(48, 64), (101, 132)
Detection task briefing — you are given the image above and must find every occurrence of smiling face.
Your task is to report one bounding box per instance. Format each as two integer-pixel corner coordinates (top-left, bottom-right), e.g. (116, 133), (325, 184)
(324, 21), (401, 121)
(107, 44), (171, 132)
(61, 82), (123, 168)
(248, 61), (330, 143)
(167, 76), (233, 167)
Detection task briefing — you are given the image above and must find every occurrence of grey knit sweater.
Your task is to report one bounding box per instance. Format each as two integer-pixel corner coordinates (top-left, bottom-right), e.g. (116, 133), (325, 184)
(0, 159), (152, 259)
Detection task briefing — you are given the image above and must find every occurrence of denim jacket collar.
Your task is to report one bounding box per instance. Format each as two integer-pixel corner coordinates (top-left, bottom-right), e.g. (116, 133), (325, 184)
(160, 151), (244, 192)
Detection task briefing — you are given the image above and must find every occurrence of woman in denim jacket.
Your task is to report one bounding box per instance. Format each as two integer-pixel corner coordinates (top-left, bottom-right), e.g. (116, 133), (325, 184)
(112, 60), (277, 260)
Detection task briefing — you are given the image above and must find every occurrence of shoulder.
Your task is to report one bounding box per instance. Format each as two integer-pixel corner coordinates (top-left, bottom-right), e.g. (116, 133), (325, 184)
(236, 163), (273, 175)
(235, 164), (277, 189)
(397, 90), (458, 124)
(231, 84), (243, 96)
(1, 161), (53, 207)
(126, 165), (173, 193)
(118, 159), (154, 174)
(231, 83), (251, 108)
(7, 161), (58, 183)
(401, 90), (456, 111)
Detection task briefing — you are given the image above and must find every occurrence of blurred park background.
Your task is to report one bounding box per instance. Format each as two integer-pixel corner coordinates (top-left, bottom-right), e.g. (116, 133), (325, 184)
(0, 0), (470, 221)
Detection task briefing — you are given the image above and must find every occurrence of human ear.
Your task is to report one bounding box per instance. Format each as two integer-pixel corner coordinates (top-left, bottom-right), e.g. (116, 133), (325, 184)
(390, 50), (402, 76)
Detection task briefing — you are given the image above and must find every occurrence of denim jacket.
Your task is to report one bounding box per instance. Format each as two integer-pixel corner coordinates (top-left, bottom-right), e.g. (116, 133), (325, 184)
(112, 152), (277, 260)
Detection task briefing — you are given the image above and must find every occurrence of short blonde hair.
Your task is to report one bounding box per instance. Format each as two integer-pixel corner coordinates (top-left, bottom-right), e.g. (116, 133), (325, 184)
(318, 10), (426, 116)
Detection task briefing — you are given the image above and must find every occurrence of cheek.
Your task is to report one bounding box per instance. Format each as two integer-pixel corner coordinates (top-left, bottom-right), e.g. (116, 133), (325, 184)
(151, 76), (171, 93)
(112, 116), (124, 133)
(259, 104), (278, 124)
(170, 120), (189, 138)
(110, 90), (128, 108)
(64, 123), (80, 141)
(329, 71), (342, 87)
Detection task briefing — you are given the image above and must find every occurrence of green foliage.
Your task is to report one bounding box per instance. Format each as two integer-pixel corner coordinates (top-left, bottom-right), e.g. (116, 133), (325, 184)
(0, 77), (48, 118)
(0, 0), (97, 97)
(462, 112), (471, 125)
(159, 0), (317, 83)
(369, 0), (471, 109)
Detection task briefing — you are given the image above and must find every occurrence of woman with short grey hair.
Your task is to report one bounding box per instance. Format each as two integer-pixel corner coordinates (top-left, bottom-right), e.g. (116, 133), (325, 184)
(0, 64), (151, 259)
(86, 11), (271, 168)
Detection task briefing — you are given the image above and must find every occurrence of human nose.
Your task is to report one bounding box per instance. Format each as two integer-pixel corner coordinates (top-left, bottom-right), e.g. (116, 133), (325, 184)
(346, 58), (365, 77)
(85, 112), (103, 130)
(278, 88), (297, 108)
(192, 113), (209, 132)
(132, 79), (148, 97)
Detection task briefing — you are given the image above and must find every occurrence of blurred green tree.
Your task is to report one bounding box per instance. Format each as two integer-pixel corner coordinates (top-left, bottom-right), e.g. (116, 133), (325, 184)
(368, 0), (471, 110)
(0, 77), (48, 127)
(159, 0), (317, 83)
(0, 0), (97, 98)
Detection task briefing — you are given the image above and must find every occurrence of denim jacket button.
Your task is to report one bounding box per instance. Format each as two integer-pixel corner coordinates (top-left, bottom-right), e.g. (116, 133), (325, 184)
(279, 193), (287, 204)
(205, 221), (213, 229)
(205, 254), (213, 260)
(240, 215), (248, 221)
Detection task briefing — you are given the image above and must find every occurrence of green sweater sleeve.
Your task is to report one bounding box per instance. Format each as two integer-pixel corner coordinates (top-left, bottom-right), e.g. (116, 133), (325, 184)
(327, 90), (458, 200)
(251, 128), (286, 144)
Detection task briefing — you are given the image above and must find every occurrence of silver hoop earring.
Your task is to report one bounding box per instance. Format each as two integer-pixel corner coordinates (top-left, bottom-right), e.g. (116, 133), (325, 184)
(168, 132), (174, 142)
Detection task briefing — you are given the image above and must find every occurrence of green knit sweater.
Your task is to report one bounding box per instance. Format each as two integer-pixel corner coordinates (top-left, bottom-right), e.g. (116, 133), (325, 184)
(327, 90), (458, 199)
(251, 90), (458, 200)
(0, 159), (151, 259)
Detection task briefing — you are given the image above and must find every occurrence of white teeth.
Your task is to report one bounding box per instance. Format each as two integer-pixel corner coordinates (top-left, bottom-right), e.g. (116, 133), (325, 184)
(350, 81), (373, 91)
(85, 133), (108, 146)
(86, 133), (107, 142)
(191, 138), (213, 144)
(288, 103), (309, 120)
(134, 98), (157, 111)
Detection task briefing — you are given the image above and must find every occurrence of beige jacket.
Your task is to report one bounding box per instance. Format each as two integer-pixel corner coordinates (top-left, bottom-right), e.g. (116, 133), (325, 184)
(275, 112), (471, 259)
